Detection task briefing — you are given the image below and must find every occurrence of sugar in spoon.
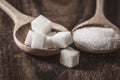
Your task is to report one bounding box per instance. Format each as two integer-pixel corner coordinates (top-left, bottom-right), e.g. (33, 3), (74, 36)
(72, 0), (120, 53)
(0, 0), (68, 56)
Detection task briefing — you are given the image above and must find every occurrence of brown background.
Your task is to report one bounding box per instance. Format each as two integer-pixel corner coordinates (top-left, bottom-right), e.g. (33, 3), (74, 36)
(0, 0), (120, 80)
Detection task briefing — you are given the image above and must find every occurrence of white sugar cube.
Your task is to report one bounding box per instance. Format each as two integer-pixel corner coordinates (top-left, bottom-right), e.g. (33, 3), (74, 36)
(31, 15), (52, 34)
(60, 47), (80, 68)
(52, 32), (73, 48)
(45, 37), (54, 49)
(31, 33), (46, 49)
(24, 30), (34, 46)
(47, 32), (57, 36)
(45, 32), (57, 49)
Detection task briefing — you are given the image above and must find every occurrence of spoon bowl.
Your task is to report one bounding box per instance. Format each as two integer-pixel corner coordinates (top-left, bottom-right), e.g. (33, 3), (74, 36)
(0, 0), (68, 56)
(72, 0), (120, 53)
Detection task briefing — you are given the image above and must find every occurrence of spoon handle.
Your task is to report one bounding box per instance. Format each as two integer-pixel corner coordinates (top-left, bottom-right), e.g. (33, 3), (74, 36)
(0, 0), (34, 25)
(95, 0), (105, 17)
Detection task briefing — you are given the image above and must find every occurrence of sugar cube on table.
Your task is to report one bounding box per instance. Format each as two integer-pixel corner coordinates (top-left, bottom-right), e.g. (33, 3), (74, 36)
(24, 30), (34, 46)
(31, 33), (46, 49)
(52, 32), (73, 48)
(45, 32), (57, 49)
(31, 15), (52, 34)
(60, 47), (80, 68)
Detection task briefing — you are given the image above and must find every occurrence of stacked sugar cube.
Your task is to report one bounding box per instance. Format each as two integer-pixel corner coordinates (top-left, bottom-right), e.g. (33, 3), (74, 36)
(24, 15), (80, 68)
(24, 15), (73, 49)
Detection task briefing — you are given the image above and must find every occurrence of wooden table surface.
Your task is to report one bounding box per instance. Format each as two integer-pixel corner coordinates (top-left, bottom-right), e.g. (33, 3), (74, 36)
(0, 0), (120, 80)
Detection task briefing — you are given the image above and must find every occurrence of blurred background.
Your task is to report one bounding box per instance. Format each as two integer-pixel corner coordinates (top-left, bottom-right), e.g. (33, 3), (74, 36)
(0, 0), (120, 80)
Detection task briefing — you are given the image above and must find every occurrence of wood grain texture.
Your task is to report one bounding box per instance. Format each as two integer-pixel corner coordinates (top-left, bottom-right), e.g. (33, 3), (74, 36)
(0, 0), (120, 80)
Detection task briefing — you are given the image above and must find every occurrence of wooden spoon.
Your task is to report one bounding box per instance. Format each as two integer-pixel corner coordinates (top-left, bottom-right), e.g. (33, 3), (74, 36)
(72, 0), (120, 53)
(0, 0), (68, 56)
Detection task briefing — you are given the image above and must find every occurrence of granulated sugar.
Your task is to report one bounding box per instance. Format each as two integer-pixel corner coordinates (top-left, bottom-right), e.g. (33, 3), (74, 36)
(73, 27), (120, 50)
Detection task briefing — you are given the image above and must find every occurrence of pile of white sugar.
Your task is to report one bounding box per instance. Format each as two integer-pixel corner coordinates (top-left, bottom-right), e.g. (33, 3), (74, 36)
(73, 27), (120, 50)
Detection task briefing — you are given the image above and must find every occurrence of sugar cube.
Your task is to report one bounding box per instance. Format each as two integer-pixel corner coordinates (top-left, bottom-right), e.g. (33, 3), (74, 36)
(45, 37), (54, 49)
(47, 32), (57, 36)
(24, 30), (34, 46)
(60, 47), (80, 68)
(31, 15), (52, 34)
(52, 32), (73, 48)
(31, 33), (46, 49)
(45, 32), (57, 49)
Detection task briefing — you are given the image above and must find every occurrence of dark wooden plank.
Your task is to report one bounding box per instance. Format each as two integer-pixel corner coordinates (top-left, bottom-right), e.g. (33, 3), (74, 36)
(0, 0), (120, 80)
